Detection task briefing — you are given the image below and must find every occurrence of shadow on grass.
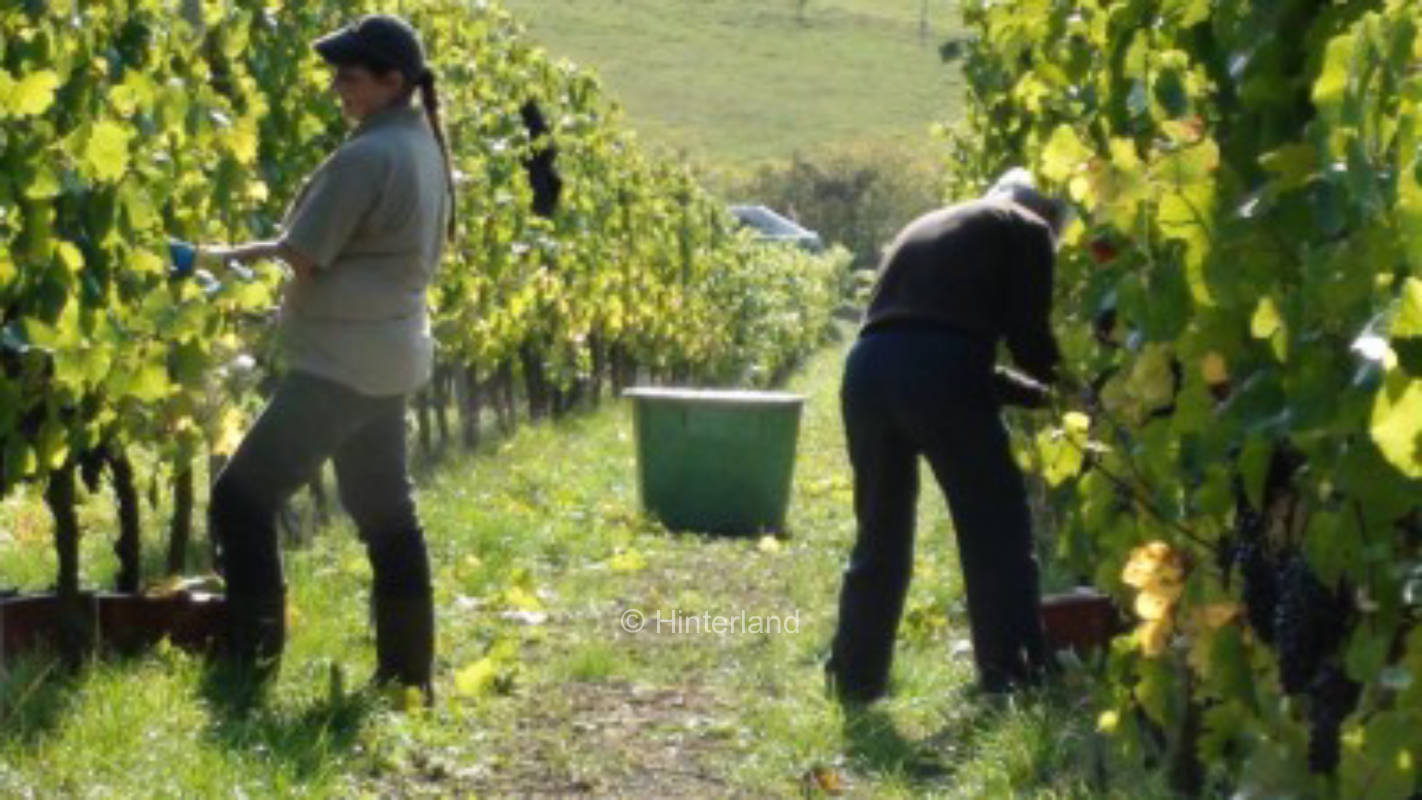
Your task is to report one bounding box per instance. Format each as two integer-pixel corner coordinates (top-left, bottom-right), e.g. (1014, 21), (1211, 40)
(842, 706), (956, 784)
(0, 650), (82, 747)
(198, 660), (375, 780)
(838, 687), (1025, 790)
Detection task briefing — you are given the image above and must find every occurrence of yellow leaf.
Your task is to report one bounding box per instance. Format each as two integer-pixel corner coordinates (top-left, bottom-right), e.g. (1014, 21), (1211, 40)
(1137, 617), (1173, 656)
(1370, 374), (1422, 479)
(454, 657), (498, 698)
(1063, 411), (1091, 436)
(500, 584), (542, 610)
(1201, 352), (1228, 385)
(609, 548), (647, 573)
(1108, 137), (1142, 172)
(226, 115), (260, 165)
(1134, 590), (1176, 621)
(757, 535), (782, 553)
(1122, 541), (1184, 588)
(1192, 602), (1242, 630)
(1250, 296), (1282, 340)
(211, 406), (247, 456)
(803, 765), (845, 795)
(1097, 709), (1121, 732)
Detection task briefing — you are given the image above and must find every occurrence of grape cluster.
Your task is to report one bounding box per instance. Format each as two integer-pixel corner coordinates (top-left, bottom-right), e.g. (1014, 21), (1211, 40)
(1275, 553), (1350, 695)
(1306, 664), (1362, 774)
(1232, 530), (1279, 644)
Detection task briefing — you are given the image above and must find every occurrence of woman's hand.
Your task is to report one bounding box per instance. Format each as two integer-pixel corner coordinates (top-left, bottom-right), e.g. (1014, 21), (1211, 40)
(196, 241), (275, 269)
(193, 239), (317, 284)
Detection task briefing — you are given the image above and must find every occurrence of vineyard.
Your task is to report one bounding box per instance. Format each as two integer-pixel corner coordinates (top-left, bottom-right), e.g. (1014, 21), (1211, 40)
(946, 0), (1422, 795)
(0, 0), (849, 616)
(5, 0), (1422, 796)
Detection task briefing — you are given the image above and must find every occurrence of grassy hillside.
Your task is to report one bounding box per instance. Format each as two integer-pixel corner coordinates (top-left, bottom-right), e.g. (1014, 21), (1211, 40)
(499, 0), (965, 164)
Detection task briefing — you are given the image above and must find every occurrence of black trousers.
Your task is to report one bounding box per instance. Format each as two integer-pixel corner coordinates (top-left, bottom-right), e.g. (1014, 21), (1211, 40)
(829, 326), (1048, 696)
(210, 371), (430, 601)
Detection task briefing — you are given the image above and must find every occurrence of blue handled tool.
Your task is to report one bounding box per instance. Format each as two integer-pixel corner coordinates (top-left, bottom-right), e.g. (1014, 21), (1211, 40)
(169, 240), (197, 278)
(169, 240), (255, 283)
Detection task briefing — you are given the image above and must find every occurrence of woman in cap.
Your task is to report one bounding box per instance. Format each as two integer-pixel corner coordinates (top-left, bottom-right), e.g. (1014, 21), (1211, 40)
(192, 14), (455, 701)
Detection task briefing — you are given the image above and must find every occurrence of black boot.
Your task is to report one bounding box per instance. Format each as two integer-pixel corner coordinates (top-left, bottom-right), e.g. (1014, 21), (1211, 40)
(371, 589), (435, 703)
(217, 589), (286, 696)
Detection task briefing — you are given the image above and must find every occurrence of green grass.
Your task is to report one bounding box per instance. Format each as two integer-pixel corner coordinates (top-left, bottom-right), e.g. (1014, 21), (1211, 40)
(498, 0), (966, 164)
(1, 332), (1176, 797)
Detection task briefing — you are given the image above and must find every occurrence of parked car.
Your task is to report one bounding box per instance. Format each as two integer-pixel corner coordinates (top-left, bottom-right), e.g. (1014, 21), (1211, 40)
(729, 204), (824, 253)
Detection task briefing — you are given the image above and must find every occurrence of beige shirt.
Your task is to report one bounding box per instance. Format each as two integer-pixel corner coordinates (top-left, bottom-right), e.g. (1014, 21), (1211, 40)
(278, 104), (450, 396)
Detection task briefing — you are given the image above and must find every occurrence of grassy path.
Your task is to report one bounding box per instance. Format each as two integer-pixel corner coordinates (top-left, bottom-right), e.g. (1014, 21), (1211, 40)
(0, 333), (1160, 798)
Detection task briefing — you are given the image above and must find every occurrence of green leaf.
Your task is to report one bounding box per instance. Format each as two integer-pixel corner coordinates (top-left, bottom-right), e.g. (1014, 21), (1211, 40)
(1250, 296), (1284, 358)
(1134, 656), (1180, 728)
(130, 249), (164, 277)
(83, 121), (133, 183)
(22, 164), (61, 200)
(1035, 411), (1090, 487)
(1259, 143), (1318, 190)
(7, 69), (62, 117)
(1396, 277), (1422, 373)
(1400, 147), (1422, 271)
(1346, 626), (1392, 684)
(1340, 711), (1417, 800)
(1393, 277), (1422, 339)
(1369, 372), (1422, 479)
(5, 440), (37, 484)
(37, 417), (68, 471)
(1312, 31), (1356, 125)
(121, 360), (172, 403)
(1238, 436), (1271, 512)
(1304, 510), (1361, 587)
(1040, 125), (1093, 183)
(55, 241), (84, 274)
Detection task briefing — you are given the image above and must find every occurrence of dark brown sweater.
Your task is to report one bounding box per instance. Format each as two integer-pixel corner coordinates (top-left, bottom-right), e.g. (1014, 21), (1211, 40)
(862, 198), (1061, 385)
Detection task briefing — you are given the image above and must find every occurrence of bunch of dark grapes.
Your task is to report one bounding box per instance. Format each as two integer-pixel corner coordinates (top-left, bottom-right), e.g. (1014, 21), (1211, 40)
(1275, 553), (1350, 694)
(1306, 664), (1361, 774)
(1234, 532), (1279, 645)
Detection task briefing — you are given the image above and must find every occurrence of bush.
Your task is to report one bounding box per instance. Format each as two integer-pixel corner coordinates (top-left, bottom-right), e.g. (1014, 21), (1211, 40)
(714, 138), (946, 270)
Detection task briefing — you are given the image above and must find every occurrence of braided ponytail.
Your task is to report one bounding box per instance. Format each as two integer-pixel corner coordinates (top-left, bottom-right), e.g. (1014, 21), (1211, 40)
(417, 69), (457, 241)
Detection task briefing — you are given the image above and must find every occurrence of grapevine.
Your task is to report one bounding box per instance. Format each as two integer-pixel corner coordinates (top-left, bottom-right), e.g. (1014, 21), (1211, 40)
(948, 0), (1422, 792)
(0, 0), (850, 645)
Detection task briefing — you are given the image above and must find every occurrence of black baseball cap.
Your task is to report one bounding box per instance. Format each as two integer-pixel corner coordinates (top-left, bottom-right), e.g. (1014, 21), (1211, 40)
(314, 14), (428, 82)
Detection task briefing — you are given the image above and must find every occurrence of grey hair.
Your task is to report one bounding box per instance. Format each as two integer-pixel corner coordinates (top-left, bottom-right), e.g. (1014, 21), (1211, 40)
(986, 167), (1067, 236)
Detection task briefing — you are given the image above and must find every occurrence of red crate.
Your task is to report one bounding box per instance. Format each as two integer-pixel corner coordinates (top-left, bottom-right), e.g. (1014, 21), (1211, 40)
(1040, 588), (1122, 655)
(1, 591), (226, 664)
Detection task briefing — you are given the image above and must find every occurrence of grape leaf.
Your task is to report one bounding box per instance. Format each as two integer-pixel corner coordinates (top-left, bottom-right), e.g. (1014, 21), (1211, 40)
(1369, 372), (1422, 479)
(84, 121), (134, 182)
(7, 70), (62, 117)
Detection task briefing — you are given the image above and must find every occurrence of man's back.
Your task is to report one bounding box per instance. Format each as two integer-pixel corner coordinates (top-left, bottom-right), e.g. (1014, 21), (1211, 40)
(863, 198), (1060, 383)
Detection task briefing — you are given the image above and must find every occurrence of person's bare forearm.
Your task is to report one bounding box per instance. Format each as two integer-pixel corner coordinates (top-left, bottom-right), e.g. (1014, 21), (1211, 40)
(198, 239), (317, 280)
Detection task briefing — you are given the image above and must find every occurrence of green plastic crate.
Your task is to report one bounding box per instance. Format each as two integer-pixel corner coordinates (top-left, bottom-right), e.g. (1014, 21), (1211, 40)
(623, 387), (805, 534)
